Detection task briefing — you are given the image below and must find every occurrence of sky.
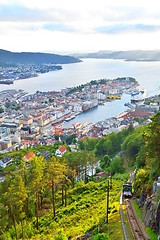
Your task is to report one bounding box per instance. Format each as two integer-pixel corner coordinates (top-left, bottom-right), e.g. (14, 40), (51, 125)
(1, 0), (160, 53)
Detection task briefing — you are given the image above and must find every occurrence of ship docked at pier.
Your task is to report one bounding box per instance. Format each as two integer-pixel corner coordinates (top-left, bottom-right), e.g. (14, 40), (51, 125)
(130, 89), (147, 103)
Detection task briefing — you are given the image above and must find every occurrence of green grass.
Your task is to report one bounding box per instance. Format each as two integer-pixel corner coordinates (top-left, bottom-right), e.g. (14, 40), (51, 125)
(2, 164), (16, 172)
(146, 228), (158, 240)
(29, 179), (125, 239)
(1, 177), (158, 240)
(132, 198), (142, 219)
(1, 179), (126, 240)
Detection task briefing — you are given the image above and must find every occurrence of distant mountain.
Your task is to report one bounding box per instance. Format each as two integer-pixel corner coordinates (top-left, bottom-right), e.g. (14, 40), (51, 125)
(0, 49), (82, 64)
(73, 50), (160, 61)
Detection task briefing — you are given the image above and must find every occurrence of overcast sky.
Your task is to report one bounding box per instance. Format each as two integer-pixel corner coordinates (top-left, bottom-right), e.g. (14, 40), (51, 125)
(1, 0), (160, 53)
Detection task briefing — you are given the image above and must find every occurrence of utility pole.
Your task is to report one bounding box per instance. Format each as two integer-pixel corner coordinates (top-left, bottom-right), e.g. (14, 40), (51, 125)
(110, 174), (112, 189)
(106, 179), (110, 223)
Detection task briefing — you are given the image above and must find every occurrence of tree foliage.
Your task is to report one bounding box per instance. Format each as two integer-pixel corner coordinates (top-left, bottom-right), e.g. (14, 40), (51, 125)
(143, 112), (160, 179)
(1, 112), (160, 238)
(121, 126), (145, 162)
(108, 156), (125, 175)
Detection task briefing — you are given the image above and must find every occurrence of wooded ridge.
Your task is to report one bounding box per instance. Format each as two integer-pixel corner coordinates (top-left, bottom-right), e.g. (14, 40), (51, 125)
(0, 49), (82, 64)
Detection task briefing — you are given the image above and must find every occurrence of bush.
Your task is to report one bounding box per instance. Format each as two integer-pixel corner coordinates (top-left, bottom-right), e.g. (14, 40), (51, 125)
(109, 156), (125, 175)
(113, 172), (129, 181)
(91, 233), (110, 240)
(0, 232), (12, 240)
(55, 229), (68, 240)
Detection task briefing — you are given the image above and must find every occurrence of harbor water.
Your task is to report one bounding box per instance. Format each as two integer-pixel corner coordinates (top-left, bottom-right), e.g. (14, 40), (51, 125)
(1, 58), (160, 124)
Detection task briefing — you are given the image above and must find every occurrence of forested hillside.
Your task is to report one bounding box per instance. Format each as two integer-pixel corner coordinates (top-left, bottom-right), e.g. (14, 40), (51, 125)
(0, 112), (160, 239)
(0, 49), (81, 64)
(74, 50), (160, 61)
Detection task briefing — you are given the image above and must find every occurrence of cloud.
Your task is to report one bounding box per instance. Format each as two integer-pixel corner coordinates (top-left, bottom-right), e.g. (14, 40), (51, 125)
(95, 24), (160, 34)
(43, 23), (75, 32)
(1, 0), (160, 52)
(0, 3), (78, 22)
(95, 6), (144, 23)
(0, 4), (47, 22)
(1, 1), (160, 33)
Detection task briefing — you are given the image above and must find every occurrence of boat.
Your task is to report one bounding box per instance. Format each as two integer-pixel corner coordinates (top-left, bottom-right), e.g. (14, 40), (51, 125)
(124, 102), (135, 109)
(130, 89), (147, 103)
(139, 88), (145, 94)
(131, 94), (145, 103)
(130, 90), (140, 96)
(52, 118), (64, 125)
(65, 114), (76, 122)
(0, 79), (14, 85)
(70, 114), (76, 120)
(107, 95), (121, 99)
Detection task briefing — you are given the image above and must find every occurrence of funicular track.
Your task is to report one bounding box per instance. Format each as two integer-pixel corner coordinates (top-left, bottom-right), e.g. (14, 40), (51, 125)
(125, 199), (149, 240)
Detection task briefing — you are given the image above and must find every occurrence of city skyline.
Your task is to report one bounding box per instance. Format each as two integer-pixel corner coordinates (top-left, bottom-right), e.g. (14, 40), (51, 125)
(1, 0), (160, 53)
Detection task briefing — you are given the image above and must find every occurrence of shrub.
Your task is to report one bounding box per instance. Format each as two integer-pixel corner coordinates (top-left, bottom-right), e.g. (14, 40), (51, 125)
(55, 229), (68, 240)
(91, 233), (110, 240)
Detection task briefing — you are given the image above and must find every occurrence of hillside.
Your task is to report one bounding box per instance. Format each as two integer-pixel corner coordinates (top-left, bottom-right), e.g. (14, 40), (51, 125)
(73, 50), (160, 61)
(0, 49), (82, 64)
(0, 112), (160, 239)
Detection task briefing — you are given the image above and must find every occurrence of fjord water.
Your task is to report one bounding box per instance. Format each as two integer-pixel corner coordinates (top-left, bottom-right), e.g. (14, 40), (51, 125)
(1, 58), (160, 124)
(1, 58), (160, 95)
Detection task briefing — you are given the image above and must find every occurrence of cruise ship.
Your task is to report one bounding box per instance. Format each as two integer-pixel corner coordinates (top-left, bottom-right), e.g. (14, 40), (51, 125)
(130, 90), (147, 103)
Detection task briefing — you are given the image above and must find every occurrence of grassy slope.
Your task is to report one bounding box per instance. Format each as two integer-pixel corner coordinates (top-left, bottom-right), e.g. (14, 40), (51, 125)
(30, 179), (124, 239)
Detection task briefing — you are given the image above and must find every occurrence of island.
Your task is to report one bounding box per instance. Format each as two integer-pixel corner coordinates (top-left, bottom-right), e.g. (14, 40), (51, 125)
(0, 49), (81, 84)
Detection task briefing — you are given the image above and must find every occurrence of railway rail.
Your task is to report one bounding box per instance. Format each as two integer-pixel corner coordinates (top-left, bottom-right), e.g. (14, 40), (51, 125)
(125, 199), (150, 240)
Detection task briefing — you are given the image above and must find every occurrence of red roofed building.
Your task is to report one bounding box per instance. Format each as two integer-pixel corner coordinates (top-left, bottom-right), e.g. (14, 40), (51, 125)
(55, 145), (67, 157)
(23, 152), (35, 162)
